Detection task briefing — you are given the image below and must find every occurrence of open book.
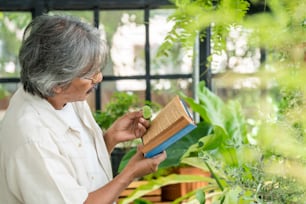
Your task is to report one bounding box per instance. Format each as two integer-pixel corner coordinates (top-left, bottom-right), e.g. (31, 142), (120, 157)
(141, 96), (197, 158)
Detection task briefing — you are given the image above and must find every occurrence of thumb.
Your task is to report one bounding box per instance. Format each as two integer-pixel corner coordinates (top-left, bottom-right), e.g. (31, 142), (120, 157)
(136, 145), (145, 155)
(152, 151), (167, 163)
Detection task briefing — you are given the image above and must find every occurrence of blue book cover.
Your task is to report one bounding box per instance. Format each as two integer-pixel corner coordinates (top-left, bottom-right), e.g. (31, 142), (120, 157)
(142, 96), (196, 158)
(144, 123), (197, 158)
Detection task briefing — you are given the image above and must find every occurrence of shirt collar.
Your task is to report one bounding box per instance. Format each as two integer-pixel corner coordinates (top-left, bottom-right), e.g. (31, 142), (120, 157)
(21, 87), (70, 135)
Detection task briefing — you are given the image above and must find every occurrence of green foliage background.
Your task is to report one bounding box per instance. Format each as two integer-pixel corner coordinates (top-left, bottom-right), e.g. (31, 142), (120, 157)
(120, 0), (306, 203)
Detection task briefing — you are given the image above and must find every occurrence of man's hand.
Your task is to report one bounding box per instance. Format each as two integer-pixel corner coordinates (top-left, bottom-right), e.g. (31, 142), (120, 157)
(104, 111), (150, 152)
(122, 146), (167, 179)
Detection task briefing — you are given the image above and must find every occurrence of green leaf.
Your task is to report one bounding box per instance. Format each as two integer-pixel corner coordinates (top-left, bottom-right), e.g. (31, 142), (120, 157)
(120, 174), (216, 204)
(183, 81), (248, 167)
(142, 105), (152, 119)
(219, 146), (239, 166)
(181, 157), (209, 171)
(222, 186), (244, 204)
(133, 199), (153, 204)
(118, 147), (136, 173)
(196, 189), (206, 204)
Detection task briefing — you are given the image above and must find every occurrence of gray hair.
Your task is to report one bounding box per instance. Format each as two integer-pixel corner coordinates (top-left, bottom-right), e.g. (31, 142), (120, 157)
(19, 14), (108, 97)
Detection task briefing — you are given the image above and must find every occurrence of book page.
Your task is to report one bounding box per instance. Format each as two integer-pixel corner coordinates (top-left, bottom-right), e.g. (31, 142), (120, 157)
(142, 96), (193, 147)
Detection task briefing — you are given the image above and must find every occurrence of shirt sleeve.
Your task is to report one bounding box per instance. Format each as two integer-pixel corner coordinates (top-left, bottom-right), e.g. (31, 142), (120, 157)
(5, 140), (88, 204)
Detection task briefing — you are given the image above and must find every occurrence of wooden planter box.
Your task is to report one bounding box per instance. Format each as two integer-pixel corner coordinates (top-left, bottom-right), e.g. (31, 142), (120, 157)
(118, 180), (163, 203)
(161, 167), (211, 201)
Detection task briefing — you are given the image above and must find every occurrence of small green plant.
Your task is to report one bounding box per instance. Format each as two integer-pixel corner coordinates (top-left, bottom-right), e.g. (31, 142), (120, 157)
(94, 92), (139, 131)
(94, 92), (161, 150)
(94, 92), (141, 151)
(142, 105), (152, 120)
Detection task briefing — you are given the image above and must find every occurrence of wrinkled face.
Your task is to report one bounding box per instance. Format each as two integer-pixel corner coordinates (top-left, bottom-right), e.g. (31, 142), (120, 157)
(58, 71), (103, 102)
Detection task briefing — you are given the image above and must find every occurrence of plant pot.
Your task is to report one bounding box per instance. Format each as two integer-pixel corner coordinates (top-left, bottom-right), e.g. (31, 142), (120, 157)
(111, 147), (126, 177)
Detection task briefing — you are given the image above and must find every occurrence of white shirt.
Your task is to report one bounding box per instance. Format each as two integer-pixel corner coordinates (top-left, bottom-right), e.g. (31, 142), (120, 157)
(0, 87), (113, 204)
(55, 103), (107, 190)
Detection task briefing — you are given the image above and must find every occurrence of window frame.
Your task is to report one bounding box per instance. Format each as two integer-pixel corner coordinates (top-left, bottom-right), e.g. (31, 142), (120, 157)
(0, 0), (212, 110)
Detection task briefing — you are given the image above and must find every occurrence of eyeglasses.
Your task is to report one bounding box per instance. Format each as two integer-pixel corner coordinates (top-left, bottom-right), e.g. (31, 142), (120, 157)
(82, 71), (102, 84)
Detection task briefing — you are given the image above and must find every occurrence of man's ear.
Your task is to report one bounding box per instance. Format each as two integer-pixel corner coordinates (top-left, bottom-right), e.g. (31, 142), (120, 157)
(53, 86), (63, 94)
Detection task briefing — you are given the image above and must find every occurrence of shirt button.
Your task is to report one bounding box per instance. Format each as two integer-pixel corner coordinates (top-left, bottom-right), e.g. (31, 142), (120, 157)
(78, 143), (82, 147)
(91, 176), (94, 180)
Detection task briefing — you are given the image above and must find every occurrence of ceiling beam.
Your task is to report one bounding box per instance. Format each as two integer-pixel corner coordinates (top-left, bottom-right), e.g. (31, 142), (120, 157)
(0, 0), (174, 11)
